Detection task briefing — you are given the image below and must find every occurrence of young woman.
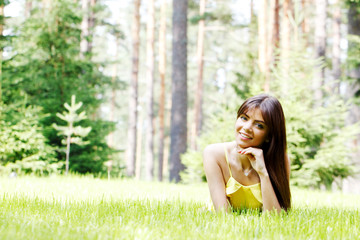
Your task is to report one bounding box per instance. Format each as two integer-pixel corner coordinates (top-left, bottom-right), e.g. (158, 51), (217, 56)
(203, 94), (291, 213)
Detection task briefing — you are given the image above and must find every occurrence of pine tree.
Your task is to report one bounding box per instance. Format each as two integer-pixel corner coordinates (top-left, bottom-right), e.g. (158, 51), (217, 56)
(53, 95), (91, 175)
(6, 0), (115, 174)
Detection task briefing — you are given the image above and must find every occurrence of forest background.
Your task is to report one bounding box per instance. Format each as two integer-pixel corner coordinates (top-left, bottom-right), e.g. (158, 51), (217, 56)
(0, 0), (359, 193)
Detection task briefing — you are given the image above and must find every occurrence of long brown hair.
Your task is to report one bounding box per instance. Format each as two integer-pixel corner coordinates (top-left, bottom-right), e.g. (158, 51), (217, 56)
(237, 94), (291, 210)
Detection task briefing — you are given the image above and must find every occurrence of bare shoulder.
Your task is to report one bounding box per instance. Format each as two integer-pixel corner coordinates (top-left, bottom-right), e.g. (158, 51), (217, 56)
(203, 142), (232, 165)
(203, 142), (223, 154)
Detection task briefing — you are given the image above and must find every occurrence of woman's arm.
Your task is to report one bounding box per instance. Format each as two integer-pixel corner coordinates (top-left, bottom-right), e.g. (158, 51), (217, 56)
(203, 144), (229, 212)
(239, 147), (282, 213)
(259, 154), (291, 213)
(258, 172), (282, 212)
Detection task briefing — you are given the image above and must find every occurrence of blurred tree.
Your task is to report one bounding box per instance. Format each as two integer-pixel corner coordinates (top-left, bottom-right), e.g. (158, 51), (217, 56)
(87, 0), (96, 54)
(345, 0), (360, 182)
(157, 0), (167, 182)
(4, 0), (115, 174)
(280, 0), (292, 95)
(80, 0), (90, 57)
(272, 0), (280, 50)
(126, 0), (141, 177)
(145, 0), (155, 181)
(107, 22), (123, 149)
(80, 0), (97, 57)
(25, 0), (32, 18)
(0, 1), (60, 176)
(0, 105), (60, 176)
(258, 0), (269, 92)
(170, 0), (188, 182)
(268, 0), (280, 72)
(331, 0), (341, 94)
(313, 0), (327, 105)
(0, 1), (4, 103)
(181, 0), (360, 189)
(191, 0), (206, 150)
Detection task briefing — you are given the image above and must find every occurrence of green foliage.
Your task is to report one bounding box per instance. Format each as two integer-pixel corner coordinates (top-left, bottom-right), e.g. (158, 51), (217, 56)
(181, 106), (236, 183)
(0, 1), (10, 6)
(346, 34), (360, 101)
(285, 98), (359, 189)
(181, 33), (360, 189)
(189, 0), (234, 25)
(0, 104), (61, 176)
(53, 95), (92, 146)
(53, 95), (92, 175)
(274, 40), (360, 189)
(180, 150), (205, 183)
(1, 0), (116, 174)
(345, 0), (360, 5)
(66, 119), (115, 174)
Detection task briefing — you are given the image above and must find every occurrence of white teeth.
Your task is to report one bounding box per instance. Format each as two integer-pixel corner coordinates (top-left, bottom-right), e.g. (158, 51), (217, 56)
(240, 133), (251, 139)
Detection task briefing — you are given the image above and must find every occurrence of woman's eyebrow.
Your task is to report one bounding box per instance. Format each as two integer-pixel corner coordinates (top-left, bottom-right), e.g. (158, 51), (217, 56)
(255, 120), (266, 124)
(243, 113), (265, 124)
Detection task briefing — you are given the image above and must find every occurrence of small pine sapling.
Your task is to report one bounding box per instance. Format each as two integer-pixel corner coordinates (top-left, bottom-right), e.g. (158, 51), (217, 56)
(53, 95), (91, 175)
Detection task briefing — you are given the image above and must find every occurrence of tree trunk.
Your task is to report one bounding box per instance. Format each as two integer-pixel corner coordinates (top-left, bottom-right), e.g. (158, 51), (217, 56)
(65, 123), (72, 176)
(331, 0), (341, 94)
(145, 0), (155, 181)
(301, 0), (307, 35)
(273, 0), (280, 49)
(108, 29), (121, 150)
(258, 0), (269, 92)
(0, 3), (3, 103)
(158, 0), (167, 182)
(80, 0), (89, 57)
(280, 0), (291, 94)
(270, 0), (280, 68)
(163, 99), (172, 180)
(250, 0), (254, 24)
(267, 0), (279, 80)
(170, 0), (188, 182)
(136, 108), (143, 179)
(87, 0), (96, 54)
(192, 0), (206, 150)
(126, 0), (141, 177)
(313, 0), (327, 104)
(25, 0), (32, 18)
(342, 1), (360, 194)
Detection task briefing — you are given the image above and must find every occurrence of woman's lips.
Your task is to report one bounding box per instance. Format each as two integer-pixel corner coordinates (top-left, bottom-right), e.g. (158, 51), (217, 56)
(239, 132), (252, 140)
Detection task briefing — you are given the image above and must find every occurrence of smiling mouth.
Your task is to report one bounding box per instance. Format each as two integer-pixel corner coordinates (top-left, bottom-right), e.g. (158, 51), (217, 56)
(239, 132), (252, 139)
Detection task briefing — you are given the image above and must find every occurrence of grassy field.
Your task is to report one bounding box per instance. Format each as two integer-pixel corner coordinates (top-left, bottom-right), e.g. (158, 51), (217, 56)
(0, 176), (359, 239)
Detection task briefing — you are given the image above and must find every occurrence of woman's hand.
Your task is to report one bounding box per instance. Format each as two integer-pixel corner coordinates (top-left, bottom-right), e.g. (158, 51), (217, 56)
(238, 147), (269, 177)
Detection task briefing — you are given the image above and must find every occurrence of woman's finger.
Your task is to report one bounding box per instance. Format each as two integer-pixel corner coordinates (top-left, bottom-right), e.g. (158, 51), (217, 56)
(239, 148), (256, 156)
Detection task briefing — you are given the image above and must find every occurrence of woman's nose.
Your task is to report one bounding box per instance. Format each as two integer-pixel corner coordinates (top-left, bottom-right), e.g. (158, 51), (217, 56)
(243, 121), (252, 131)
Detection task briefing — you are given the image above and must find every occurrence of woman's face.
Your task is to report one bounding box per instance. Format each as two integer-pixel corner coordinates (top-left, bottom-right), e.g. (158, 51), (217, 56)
(235, 108), (269, 149)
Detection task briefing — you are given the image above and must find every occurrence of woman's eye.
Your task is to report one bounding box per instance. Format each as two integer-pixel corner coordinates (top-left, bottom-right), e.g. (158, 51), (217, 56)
(240, 116), (247, 121)
(256, 123), (264, 129)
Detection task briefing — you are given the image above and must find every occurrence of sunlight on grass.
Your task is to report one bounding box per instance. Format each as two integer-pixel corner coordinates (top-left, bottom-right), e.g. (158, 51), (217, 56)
(0, 176), (359, 239)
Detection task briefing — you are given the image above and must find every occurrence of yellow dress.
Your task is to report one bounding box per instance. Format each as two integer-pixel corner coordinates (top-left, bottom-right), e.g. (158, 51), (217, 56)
(224, 146), (263, 210)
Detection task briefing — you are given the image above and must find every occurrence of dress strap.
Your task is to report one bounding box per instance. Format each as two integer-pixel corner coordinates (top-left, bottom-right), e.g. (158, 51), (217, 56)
(224, 144), (233, 178)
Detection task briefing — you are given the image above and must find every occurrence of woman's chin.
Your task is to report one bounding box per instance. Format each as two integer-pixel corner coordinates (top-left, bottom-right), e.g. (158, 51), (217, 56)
(235, 141), (250, 149)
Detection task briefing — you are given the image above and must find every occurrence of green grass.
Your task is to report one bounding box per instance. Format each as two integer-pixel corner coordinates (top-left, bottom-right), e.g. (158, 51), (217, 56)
(0, 176), (359, 239)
